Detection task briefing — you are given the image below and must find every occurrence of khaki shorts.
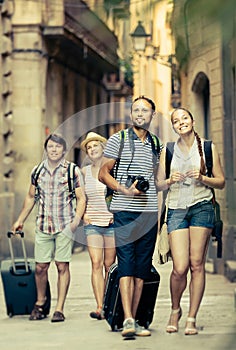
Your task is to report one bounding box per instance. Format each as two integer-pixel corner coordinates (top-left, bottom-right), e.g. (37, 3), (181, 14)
(35, 226), (74, 263)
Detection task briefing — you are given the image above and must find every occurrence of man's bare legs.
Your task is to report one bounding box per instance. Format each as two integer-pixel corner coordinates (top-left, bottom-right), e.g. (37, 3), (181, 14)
(119, 276), (146, 322)
(54, 261), (70, 314)
(35, 262), (50, 305)
(29, 262), (50, 320)
(119, 276), (134, 320)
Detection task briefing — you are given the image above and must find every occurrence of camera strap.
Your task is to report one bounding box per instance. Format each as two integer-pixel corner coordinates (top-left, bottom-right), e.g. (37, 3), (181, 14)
(126, 128), (135, 174)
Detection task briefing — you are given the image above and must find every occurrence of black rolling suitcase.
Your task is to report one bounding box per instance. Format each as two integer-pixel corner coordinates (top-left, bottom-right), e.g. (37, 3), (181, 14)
(103, 264), (123, 331)
(103, 263), (160, 331)
(1, 231), (50, 317)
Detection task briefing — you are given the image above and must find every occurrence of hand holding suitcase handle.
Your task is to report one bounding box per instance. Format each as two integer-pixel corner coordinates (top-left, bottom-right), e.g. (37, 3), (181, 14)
(7, 231), (28, 273)
(7, 231), (24, 238)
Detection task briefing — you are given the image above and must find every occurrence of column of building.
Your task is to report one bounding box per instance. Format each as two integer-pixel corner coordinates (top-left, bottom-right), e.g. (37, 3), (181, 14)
(0, 0), (14, 257)
(11, 1), (49, 254)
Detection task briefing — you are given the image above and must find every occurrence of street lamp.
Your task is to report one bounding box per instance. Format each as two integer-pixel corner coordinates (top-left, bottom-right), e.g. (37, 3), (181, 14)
(130, 21), (151, 52)
(130, 21), (175, 67)
(130, 21), (181, 107)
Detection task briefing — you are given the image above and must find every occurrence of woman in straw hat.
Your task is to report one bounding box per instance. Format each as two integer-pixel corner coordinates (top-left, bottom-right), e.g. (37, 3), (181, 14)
(80, 132), (116, 320)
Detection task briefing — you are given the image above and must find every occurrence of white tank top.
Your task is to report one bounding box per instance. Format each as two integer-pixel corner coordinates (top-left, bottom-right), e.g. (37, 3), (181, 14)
(84, 165), (113, 226)
(167, 138), (213, 209)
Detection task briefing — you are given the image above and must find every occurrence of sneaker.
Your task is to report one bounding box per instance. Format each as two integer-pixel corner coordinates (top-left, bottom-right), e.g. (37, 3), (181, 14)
(135, 321), (151, 336)
(121, 318), (135, 337)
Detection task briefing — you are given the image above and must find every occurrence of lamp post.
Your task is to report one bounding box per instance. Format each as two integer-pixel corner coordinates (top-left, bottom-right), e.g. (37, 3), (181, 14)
(130, 21), (181, 107)
(130, 21), (175, 67)
(130, 21), (151, 52)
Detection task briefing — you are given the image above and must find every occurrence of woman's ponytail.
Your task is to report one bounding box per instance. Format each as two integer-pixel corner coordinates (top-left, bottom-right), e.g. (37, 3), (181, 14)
(194, 131), (206, 175)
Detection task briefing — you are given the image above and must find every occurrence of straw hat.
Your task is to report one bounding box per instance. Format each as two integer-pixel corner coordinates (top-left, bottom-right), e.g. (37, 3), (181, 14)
(80, 132), (107, 152)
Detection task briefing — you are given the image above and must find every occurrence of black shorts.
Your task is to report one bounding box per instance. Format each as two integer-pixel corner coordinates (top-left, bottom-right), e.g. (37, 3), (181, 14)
(114, 211), (158, 279)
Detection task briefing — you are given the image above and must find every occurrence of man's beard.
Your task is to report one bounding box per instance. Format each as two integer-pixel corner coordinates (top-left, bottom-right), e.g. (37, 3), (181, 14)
(133, 122), (149, 131)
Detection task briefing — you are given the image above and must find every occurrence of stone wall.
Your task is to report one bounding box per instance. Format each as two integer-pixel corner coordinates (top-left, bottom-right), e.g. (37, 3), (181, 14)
(173, 0), (236, 276)
(0, 0), (15, 259)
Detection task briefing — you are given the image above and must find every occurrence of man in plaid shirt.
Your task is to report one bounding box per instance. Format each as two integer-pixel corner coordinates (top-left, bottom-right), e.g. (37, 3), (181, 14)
(12, 134), (86, 322)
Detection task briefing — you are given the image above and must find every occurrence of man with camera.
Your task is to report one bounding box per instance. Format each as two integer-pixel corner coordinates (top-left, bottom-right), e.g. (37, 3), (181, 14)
(99, 96), (162, 338)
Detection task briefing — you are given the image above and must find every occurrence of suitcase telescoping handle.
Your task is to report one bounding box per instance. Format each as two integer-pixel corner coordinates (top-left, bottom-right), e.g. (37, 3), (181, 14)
(7, 231), (29, 273)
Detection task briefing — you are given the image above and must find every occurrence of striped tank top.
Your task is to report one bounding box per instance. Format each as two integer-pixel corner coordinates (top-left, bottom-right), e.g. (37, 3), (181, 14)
(84, 165), (113, 226)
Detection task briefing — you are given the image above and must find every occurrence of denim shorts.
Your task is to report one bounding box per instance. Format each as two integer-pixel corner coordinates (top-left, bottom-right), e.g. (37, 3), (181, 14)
(84, 224), (115, 237)
(167, 200), (215, 233)
(114, 211), (158, 279)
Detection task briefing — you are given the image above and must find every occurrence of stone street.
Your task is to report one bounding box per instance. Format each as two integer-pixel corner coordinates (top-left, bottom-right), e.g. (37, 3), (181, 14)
(0, 247), (235, 350)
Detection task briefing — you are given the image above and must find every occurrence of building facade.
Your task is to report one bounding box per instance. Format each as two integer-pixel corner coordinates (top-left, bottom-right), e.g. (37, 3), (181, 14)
(0, 0), (14, 257)
(172, 0), (236, 279)
(0, 0), (132, 257)
(129, 0), (176, 140)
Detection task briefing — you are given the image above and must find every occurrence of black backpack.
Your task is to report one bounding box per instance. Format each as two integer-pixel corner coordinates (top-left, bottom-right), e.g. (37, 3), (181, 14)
(165, 140), (213, 178)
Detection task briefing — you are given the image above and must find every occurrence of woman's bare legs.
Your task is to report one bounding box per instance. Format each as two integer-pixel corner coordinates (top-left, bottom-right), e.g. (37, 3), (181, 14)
(87, 234), (116, 315)
(167, 228), (189, 332)
(87, 235), (105, 313)
(167, 226), (211, 333)
(103, 235), (116, 282)
(186, 226), (211, 334)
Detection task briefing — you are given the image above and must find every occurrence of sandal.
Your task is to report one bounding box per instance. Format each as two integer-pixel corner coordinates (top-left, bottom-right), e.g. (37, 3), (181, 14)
(29, 301), (49, 321)
(51, 311), (65, 323)
(166, 307), (182, 333)
(90, 306), (104, 320)
(29, 297), (50, 321)
(185, 317), (198, 335)
(90, 310), (104, 320)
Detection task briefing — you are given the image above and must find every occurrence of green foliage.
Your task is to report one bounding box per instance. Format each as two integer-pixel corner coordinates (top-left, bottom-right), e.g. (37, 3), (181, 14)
(119, 57), (134, 88)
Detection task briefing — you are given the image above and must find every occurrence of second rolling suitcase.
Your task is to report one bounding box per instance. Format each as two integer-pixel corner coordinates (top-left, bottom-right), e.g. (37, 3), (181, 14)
(103, 263), (160, 331)
(1, 231), (51, 317)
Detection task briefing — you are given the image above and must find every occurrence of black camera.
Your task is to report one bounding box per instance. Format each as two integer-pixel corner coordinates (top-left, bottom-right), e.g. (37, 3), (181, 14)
(125, 175), (149, 193)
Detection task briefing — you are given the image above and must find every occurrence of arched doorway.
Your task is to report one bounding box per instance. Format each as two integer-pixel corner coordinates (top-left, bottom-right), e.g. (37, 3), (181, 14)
(191, 72), (210, 138)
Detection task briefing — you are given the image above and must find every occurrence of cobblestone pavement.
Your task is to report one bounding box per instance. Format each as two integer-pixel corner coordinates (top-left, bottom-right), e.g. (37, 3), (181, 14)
(0, 248), (235, 350)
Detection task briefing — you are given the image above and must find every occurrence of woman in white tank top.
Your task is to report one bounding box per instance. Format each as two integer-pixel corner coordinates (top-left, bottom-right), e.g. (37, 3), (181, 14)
(81, 132), (116, 320)
(157, 108), (225, 335)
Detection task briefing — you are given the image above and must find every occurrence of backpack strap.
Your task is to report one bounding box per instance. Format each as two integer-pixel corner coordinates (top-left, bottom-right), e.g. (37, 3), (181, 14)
(165, 142), (175, 179)
(33, 162), (44, 201)
(126, 128), (160, 166)
(150, 132), (160, 156)
(67, 162), (77, 199)
(160, 142), (174, 229)
(118, 130), (125, 158)
(149, 133), (160, 175)
(164, 140), (213, 179)
(33, 161), (77, 201)
(204, 140), (213, 178)
(33, 162), (44, 188)
(203, 140), (216, 202)
(111, 130), (125, 180)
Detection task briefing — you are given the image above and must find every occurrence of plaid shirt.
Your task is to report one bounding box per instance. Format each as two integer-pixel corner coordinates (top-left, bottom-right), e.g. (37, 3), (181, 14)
(31, 159), (82, 234)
